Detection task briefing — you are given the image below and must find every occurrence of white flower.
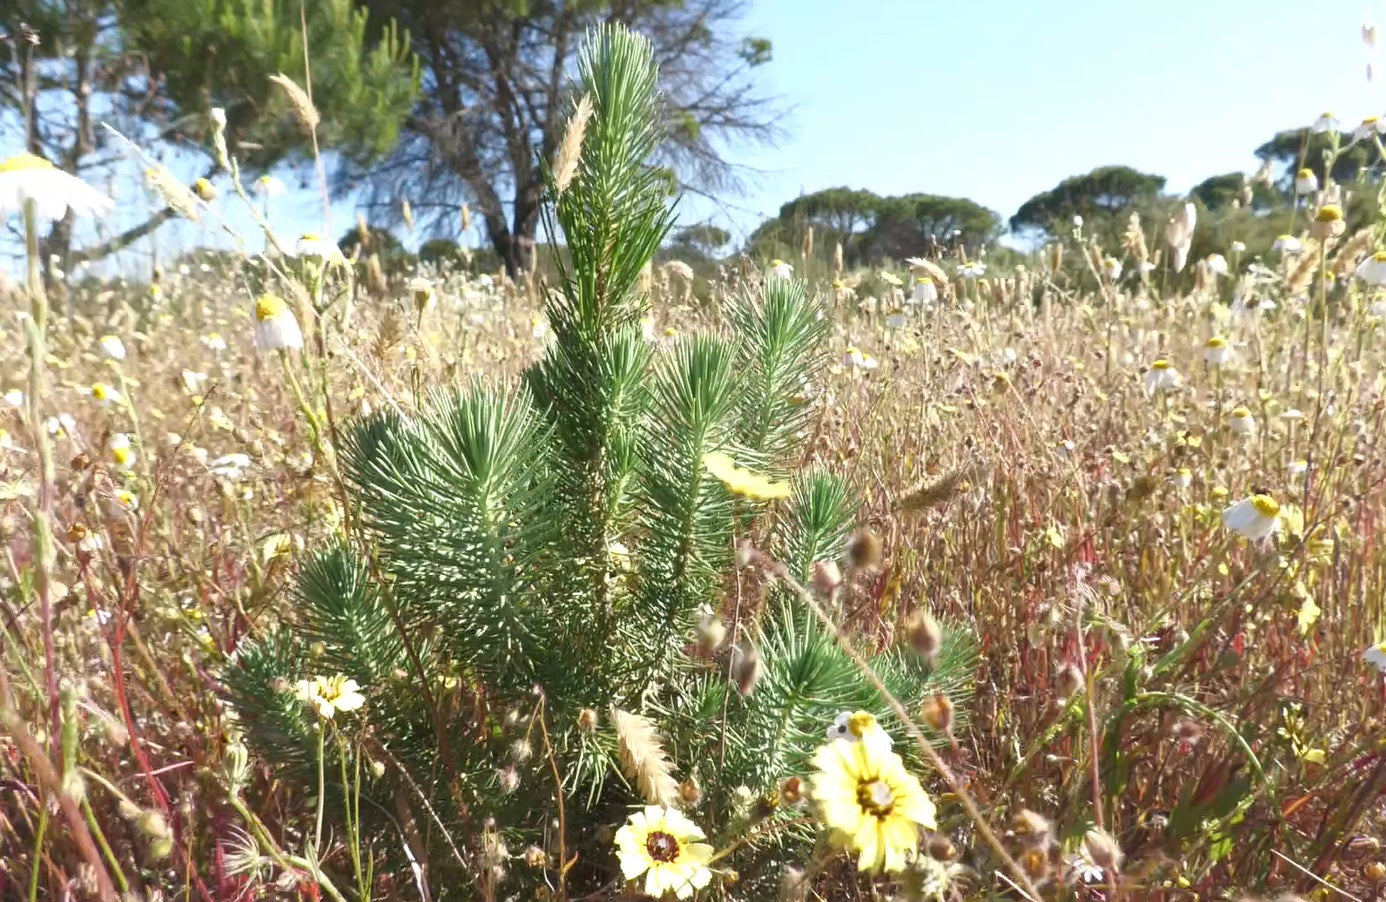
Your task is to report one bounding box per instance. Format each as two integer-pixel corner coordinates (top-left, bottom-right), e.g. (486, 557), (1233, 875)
(1273, 234), (1303, 254)
(826, 710), (895, 753)
(46, 413), (76, 436)
(1287, 459), (1309, 477)
(1072, 214), (1084, 228)
(294, 232), (343, 261)
(1171, 468), (1192, 490)
(1204, 254), (1229, 276)
(1294, 168), (1319, 196)
(253, 294), (304, 352)
(910, 277), (938, 304)
(1312, 112), (1340, 134)
(640, 316), (657, 342)
(209, 452), (252, 479)
(1138, 260), (1156, 274)
(210, 107), (227, 129)
(957, 261), (986, 278)
(1230, 240), (1246, 253)
(107, 433), (137, 471)
(886, 309), (908, 329)
(1203, 336), (1235, 366)
(842, 346), (880, 371)
(1222, 494), (1281, 541)
(114, 488), (139, 511)
(1354, 116), (1386, 143)
(0, 153), (115, 221)
(530, 315), (549, 339)
(767, 259), (793, 279)
(1143, 359), (1181, 395)
(83, 382), (123, 407)
(1281, 408), (1304, 422)
(1102, 257), (1122, 280)
(181, 370), (209, 394)
(98, 334), (126, 361)
(254, 175), (287, 197)
(1357, 250), (1386, 285)
(200, 332), (228, 353)
(1364, 642), (1386, 673)
(293, 674), (366, 720)
(1373, 299), (1386, 317)
(3, 389), (22, 408)
(1227, 406), (1257, 436)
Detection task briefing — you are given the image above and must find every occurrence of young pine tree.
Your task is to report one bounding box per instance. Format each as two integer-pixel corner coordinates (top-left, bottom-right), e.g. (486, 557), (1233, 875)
(225, 24), (973, 899)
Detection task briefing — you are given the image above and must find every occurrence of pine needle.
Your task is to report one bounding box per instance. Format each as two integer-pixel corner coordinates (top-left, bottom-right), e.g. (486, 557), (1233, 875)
(610, 707), (679, 806)
(552, 93), (594, 196)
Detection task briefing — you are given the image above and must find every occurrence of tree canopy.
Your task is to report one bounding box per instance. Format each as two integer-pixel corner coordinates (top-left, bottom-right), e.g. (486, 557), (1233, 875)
(350, 0), (777, 275)
(1255, 128), (1377, 186)
(1009, 165), (1167, 236)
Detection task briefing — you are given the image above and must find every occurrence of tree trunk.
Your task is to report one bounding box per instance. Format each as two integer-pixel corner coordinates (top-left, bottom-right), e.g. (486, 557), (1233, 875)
(511, 178), (542, 276)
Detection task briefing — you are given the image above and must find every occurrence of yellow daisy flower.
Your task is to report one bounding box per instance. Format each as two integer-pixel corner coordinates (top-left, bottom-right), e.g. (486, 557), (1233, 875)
(810, 732), (937, 872)
(702, 451), (790, 501)
(614, 805), (713, 899)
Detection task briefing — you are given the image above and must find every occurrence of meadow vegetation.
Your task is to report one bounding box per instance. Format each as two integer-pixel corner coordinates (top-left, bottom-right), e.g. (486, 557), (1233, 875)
(5, 20), (1386, 902)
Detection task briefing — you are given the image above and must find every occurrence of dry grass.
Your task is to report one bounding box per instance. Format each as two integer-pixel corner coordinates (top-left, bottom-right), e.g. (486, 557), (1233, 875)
(3, 230), (1386, 899)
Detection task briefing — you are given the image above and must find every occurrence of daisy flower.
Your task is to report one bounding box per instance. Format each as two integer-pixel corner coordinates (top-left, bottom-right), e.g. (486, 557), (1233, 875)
(254, 175), (287, 197)
(85, 382), (123, 407)
(293, 674), (366, 720)
(3, 389), (22, 408)
(1312, 204), (1346, 239)
(1143, 359), (1181, 395)
(209, 453), (252, 480)
(826, 711), (894, 752)
(1102, 257), (1122, 280)
(98, 334), (126, 361)
(1227, 405), (1256, 436)
(886, 308), (908, 330)
(108, 433), (137, 471)
(201, 332), (228, 353)
(530, 315), (549, 339)
(1294, 168), (1319, 196)
(910, 277), (938, 304)
(843, 346), (880, 371)
(0, 152), (115, 221)
(1204, 253), (1229, 276)
(193, 178), (217, 202)
(1354, 116), (1386, 143)
(1171, 467), (1193, 490)
(1357, 250), (1386, 285)
(294, 232), (343, 262)
(810, 729), (937, 872)
(767, 259), (793, 280)
(114, 488), (139, 511)
(957, 261), (986, 279)
(1203, 336), (1235, 366)
(702, 451), (790, 501)
(613, 805), (713, 900)
(253, 294), (304, 352)
(1221, 493), (1280, 541)
(1364, 642), (1386, 673)
(1273, 234), (1303, 254)
(1312, 112), (1340, 134)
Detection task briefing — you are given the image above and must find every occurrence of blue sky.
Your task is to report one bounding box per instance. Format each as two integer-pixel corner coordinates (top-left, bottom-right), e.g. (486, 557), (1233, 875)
(2, 0), (1380, 271)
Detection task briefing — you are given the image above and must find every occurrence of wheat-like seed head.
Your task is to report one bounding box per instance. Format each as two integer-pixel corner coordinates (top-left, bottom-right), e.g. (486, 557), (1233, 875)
(268, 73), (320, 135)
(552, 93), (594, 196)
(610, 707), (679, 806)
(143, 165), (202, 223)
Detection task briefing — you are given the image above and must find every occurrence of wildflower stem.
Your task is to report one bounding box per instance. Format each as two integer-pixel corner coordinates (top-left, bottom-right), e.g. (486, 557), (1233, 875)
(314, 721), (327, 853)
(26, 803), (48, 902)
(81, 796), (131, 894)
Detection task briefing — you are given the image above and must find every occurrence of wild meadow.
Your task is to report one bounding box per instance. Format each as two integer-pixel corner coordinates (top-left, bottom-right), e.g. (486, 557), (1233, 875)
(5, 21), (1386, 902)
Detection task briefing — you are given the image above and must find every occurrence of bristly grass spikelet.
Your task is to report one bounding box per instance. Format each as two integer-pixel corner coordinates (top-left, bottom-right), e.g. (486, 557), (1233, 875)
(553, 93), (594, 196)
(610, 707), (680, 807)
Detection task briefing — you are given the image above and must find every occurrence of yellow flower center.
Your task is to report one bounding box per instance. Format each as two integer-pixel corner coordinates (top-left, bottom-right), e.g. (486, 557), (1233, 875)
(1297, 168), (1314, 179)
(92, 383), (109, 400)
(1206, 337), (1227, 349)
(645, 830), (681, 863)
(1316, 205), (1344, 222)
(301, 232), (320, 242)
(847, 712), (877, 738)
(1366, 117), (1380, 125)
(112, 447), (133, 466)
(0, 152), (55, 173)
(771, 259), (784, 266)
(1250, 494), (1280, 518)
(1151, 359), (1171, 370)
(856, 778), (896, 817)
(1374, 251), (1386, 262)
(1231, 406), (1251, 418)
(916, 277), (932, 284)
(255, 294), (287, 322)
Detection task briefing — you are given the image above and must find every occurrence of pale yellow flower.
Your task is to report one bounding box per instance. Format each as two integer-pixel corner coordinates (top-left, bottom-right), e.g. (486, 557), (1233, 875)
(702, 451), (790, 501)
(614, 805), (713, 899)
(294, 674), (366, 720)
(810, 730), (936, 872)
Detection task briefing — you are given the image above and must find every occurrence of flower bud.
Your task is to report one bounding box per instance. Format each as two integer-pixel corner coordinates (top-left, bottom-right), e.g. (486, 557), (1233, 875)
(1083, 827), (1123, 874)
(1055, 662), (1083, 699)
(810, 560), (842, 598)
(678, 777), (701, 806)
(906, 609), (942, 666)
(496, 766), (520, 794)
(848, 528), (883, 571)
(1365, 861), (1386, 882)
(223, 739), (250, 796)
(779, 776), (804, 806)
(525, 845), (547, 868)
(730, 641), (762, 697)
(510, 739), (533, 763)
(921, 691), (954, 735)
(577, 707), (599, 733)
(696, 609), (727, 654)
